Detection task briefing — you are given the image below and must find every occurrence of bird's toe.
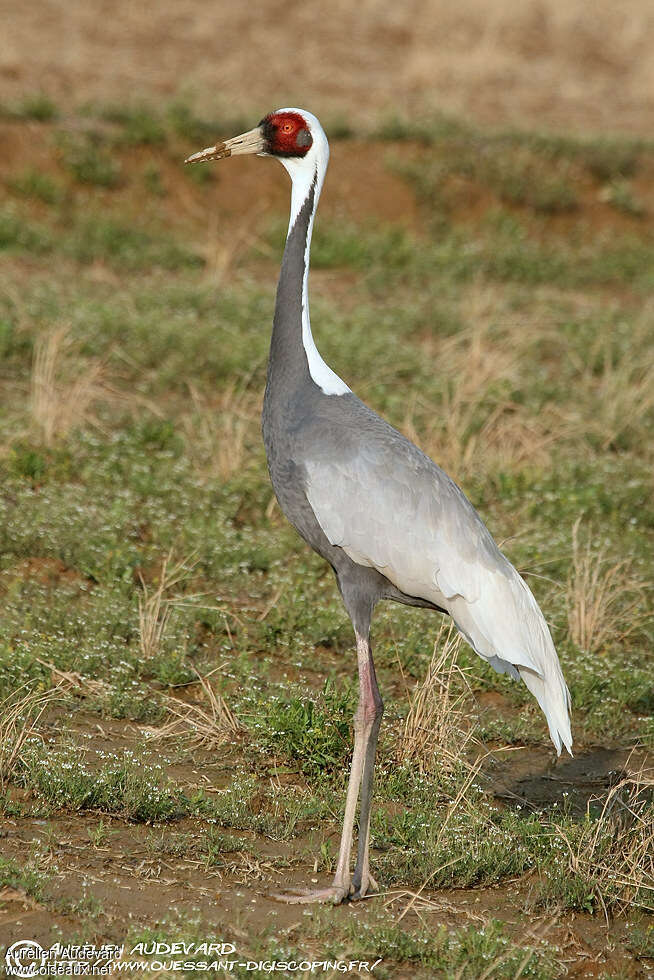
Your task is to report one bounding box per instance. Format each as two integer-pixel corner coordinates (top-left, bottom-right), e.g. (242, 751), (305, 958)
(270, 881), (351, 905)
(350, 871), (380, 901)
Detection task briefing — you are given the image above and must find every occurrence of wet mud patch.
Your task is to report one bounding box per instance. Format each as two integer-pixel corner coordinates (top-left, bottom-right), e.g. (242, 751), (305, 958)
(492, 744), (652, 814)
(0, 813), (308, 948)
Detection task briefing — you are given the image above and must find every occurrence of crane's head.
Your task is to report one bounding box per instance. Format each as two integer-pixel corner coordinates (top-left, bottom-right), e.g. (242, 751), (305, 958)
(184, 108), (326, 169)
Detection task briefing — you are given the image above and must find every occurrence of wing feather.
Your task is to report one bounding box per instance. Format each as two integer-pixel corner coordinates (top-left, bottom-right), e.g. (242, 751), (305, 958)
(304, 443), (572, 755)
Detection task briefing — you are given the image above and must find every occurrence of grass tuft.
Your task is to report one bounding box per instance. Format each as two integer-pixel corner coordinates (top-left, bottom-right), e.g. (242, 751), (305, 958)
(181, 382), (260, 482)
(0, 685), (59, 792)
(257, 681), (354, 775)
(98, 104), (167, 145)
(567, 518), (648, 653)
(137, 551), (196, 660)
(30, 325), (109, 446)
(548, 763), (654, 914)
(22, 742), (185, 822)
(57, 132), (122, 188)
(13, 93), (59, 122)
(343, 915), (563, 979)
(8, 170), (64, 205)
(147, 666), (240, 748)
(395, 624), (476, 775)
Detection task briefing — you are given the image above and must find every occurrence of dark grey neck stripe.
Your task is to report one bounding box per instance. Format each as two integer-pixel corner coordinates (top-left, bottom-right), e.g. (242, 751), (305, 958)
(267, 179), (317, 391)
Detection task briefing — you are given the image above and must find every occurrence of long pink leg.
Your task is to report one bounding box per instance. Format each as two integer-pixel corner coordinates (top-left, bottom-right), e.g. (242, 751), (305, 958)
(273, 630), (383, 904)
(351, 632), (383, 898)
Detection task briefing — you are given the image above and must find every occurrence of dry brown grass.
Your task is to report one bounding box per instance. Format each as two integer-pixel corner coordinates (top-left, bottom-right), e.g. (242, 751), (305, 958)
(0, 685), (60, 791)
(411, 286), (654, 484)
(138, 551), (197, 659)
(34, 657), (110, 699)
(395, 623), (477, 774)
(567, 517), (648, 652)
(556, 761), (654, 914)
(593, 360), (654, 456)
(4, 0), (654, 134)
(409, 286), (654, 481)
(181, 383), (260, 482)
(420, 394), (559, 483)
(147, 667), (240, 748)
(409, 288), (563, 480)
(564, 309), (654, 459)
(30, 325), (110, 446)
(201, 211), (269, 286)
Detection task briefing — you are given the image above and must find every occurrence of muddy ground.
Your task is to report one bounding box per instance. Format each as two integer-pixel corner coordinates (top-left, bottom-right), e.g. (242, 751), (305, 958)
(1, 713), (649, 978)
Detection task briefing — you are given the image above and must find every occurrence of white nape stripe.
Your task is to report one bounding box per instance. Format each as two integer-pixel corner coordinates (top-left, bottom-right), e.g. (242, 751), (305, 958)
(277, 109), (350, 397)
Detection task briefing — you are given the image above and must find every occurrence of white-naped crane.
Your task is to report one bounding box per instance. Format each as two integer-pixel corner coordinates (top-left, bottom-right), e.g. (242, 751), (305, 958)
(185, 109), (572, 904)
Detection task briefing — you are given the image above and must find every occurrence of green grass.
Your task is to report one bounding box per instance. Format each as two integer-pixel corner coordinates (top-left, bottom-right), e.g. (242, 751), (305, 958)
(256, 683), (354, 772)
(0, 206), (201, 270)
(1, 92), (59, 122)
(96, 103), (168, 146)
(120, 911), (563, 980)
(626, 923), (654, 960)
(8, 169), (65, 204)
(20, 742), (186, 821)
(0, 855), (48, 900)
(56, 131), (123, 187)
(342, 918), (563, 979)
(374, 108), (651, 181)
(308, 213), (654, 295)
(0, 103), (652, 974)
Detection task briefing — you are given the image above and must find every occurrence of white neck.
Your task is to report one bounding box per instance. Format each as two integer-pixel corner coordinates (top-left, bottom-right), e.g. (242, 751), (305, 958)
(277, 109), (350, 397)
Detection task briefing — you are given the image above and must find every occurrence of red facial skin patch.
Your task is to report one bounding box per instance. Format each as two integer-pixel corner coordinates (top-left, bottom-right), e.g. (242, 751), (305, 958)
(261, 111), (313, 157)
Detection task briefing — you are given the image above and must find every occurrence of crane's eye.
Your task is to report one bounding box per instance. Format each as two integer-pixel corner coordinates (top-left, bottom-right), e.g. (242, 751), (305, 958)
(281, 121), (294, 134)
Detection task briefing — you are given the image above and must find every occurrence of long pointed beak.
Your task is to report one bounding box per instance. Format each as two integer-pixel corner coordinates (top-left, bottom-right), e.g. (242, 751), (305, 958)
(184, 126), (266, 164)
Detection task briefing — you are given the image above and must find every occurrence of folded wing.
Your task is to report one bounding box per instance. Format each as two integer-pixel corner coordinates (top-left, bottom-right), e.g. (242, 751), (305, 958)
(303, 437), (572, 755)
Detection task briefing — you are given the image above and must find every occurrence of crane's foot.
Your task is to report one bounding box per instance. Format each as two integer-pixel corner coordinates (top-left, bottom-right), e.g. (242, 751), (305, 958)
(271, 882), (351, 905)
(350, 871), (379, 901)
(272, 870), (381, 905)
